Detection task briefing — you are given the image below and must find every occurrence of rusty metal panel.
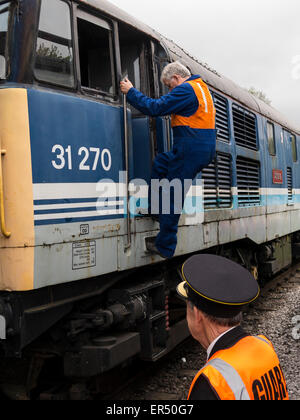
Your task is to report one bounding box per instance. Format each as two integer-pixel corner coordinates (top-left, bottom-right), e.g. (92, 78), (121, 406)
(266, 211), (291, 242)
(290, 206), (300, 233)
(34, 236), (118, 289)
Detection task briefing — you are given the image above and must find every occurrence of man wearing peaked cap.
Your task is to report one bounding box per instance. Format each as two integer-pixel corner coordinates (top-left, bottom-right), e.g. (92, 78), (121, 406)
(177, 254), (289, 401)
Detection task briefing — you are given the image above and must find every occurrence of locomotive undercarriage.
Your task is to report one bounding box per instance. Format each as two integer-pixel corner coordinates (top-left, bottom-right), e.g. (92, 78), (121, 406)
(0, 232), (298, 400)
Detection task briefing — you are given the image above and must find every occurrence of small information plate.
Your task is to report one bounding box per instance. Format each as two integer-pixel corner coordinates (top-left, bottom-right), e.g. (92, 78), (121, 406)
(272, 169), (283, 185)
(72, 241), (96, 270)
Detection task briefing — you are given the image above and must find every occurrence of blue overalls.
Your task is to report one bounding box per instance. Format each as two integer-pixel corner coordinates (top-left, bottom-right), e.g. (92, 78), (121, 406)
(126, 75), (216, 258)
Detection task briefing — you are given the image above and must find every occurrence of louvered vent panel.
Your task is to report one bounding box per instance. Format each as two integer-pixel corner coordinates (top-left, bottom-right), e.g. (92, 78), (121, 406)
(287, 167), (293, 201)
(236, 157), (260, 206)
(232, 104), (258, 150)
(202, 161), (218, 209)
(202, 153), (232, 209)
(217, 154), (232, 208)
(214, 93), (230, 143)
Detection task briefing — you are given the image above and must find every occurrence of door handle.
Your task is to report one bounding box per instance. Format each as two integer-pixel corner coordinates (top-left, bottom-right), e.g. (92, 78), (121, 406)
(0, 147), (11, 238)
(164, 116), (172, 151)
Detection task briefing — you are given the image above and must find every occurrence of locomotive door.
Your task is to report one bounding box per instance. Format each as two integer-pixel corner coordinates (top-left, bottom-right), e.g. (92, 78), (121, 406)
(266, 121), (281, 211)
(151, 42), (172, 155)
(118, 23), (154, 187)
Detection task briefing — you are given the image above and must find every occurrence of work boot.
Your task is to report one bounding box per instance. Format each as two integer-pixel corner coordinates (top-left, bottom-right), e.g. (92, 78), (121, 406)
(146, 237), (168, 259)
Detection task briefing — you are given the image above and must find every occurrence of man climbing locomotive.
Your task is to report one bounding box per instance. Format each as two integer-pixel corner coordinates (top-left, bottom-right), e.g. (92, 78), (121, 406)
(120, 62), (217, 259)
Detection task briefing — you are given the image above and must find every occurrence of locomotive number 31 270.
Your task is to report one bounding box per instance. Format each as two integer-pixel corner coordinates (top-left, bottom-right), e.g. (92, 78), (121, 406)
(51, 144), (112, 172)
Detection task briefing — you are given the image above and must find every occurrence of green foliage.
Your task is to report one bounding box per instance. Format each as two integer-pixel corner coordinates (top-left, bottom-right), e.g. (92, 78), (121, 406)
(37, 42), (71, 63)
(248, 87), (272, 106)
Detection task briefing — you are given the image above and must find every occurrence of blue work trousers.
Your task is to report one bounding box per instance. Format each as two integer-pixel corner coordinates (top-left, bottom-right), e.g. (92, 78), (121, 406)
(150, 133), (216, 258)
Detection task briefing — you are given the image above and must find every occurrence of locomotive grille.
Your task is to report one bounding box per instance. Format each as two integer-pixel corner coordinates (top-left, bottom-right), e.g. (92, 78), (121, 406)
(213, 93), (230, 143)
(236, 157), (260, 206)
(202, 153), (232, 209)
(232, 104), (258, 150)
(287, 167), (293, 201)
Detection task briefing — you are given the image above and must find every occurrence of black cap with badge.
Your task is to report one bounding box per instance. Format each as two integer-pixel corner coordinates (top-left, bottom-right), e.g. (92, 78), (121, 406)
(177, 254), (260, 318)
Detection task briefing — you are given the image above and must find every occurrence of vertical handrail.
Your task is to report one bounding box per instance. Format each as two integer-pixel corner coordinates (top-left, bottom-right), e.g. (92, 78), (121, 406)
(0, 147), (11, 238)
(165, 116), (172, 151)
(123, 93), (131, 250)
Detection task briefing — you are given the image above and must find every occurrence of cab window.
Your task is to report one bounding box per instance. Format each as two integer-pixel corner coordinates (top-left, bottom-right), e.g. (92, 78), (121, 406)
(153, 43), (169, 97)
(118, 22), (150, 114)
(35, 0), (75, 88)
(291, 134), (297, 162)
(267, 122), (276, 156)
(0, 1), (13, 79)
(77, 10), (115, 96)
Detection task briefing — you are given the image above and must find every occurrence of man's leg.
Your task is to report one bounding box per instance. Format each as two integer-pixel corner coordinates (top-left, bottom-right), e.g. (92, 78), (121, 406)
(155, 139), (215, 258)
(154, 145), (186, 258)
(155, 177), (191, 259)
(149, 151), (174, 216)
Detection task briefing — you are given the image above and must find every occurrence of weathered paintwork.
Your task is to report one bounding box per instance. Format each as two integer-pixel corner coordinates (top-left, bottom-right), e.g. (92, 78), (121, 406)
(0, 1), (300, 291)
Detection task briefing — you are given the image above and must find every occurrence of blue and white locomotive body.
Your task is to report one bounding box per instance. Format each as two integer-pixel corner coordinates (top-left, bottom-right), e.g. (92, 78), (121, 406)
(28, 85), (300, 289)
(0, 0), (299, 395)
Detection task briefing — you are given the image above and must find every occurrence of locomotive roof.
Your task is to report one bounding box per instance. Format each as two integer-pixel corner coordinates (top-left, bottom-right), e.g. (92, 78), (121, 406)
(81, 0), (300, 135)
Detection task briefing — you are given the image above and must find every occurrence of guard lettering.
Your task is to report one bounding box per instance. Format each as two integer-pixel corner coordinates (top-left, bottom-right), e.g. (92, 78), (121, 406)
(252, 364), (288, 400)
(252, 380), (266, 400)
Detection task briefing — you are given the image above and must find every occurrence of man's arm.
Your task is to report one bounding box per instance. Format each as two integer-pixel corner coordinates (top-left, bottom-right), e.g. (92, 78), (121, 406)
(120, 79), (198, 118)
(188, 374), (220, 401)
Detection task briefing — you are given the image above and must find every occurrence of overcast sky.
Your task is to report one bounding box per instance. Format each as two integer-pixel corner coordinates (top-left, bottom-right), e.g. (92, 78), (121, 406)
(109, 0), (300, 127)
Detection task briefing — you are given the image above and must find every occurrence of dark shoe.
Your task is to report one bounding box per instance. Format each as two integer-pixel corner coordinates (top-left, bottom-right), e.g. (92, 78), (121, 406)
(146, 238), (168, 259)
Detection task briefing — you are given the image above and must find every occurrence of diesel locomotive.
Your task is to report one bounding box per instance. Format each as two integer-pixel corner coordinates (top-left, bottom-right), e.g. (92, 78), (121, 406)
(0, 0), (299, 398)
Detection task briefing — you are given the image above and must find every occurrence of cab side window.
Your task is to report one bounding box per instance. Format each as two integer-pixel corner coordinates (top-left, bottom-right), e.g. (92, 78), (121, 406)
(153, 43), (169, 97)
(35, 0), (75, 88)
(119, 22), (148, 95)
(118, 22), (150, 114)
(77, 11), (115, 96)
(0, 2), (13, 79)
(291, 134), (298, 162)
(267, 122), (276, 156)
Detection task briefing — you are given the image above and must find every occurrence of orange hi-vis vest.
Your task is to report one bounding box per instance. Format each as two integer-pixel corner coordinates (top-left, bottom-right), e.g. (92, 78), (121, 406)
(188, 336), (289, 400)
(171, 78), (216, 130)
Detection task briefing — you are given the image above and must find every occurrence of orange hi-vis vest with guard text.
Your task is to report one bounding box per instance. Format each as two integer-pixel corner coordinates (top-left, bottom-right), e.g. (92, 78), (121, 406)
(171, 78), (216, 130)
(188, 335), (289, 400)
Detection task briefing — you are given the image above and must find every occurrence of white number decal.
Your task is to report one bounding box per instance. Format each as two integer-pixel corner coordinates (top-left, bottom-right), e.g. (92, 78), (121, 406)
(52, 145), (66, 170)
(101, 149), (112, 171)
(78, 147), (90, 171)
(90, 147), (100, 171)
(52, 145), (112, 172)
(65, 145), (72, 170)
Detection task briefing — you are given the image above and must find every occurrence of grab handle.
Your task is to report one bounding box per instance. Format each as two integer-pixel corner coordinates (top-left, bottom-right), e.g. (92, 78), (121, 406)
(123, 93), (131, 250)
(0, 147), (11, 238)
